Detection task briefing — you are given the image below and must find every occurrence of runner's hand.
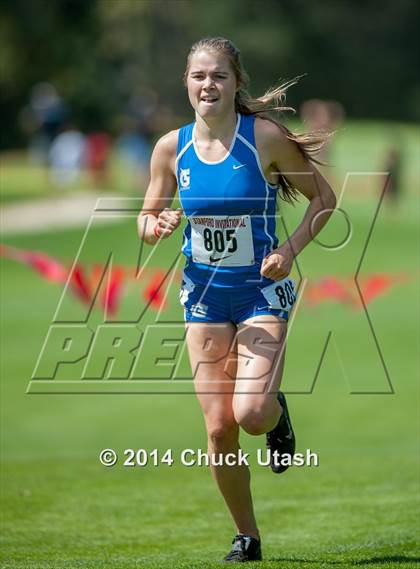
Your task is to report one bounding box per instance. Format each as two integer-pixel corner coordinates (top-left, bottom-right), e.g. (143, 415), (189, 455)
(260, 246), (294, 280)
(154, 208), (183, 239)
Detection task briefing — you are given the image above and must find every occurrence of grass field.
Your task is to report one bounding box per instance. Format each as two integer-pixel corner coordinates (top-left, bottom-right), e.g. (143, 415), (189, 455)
(1, 121), (419, 568)
(1, 120), (419, 203)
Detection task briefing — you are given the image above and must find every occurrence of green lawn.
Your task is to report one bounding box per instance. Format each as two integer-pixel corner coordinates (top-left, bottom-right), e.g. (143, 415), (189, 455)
(1, 120), (419, 203)
(1, 122), (419, 567)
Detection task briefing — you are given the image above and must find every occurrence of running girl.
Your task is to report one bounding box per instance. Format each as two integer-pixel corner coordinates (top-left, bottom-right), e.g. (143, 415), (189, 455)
(138, 37), (336, 563)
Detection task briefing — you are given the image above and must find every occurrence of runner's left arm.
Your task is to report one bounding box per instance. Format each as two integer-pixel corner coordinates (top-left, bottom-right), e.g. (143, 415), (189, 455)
(259, 122), (336, 280)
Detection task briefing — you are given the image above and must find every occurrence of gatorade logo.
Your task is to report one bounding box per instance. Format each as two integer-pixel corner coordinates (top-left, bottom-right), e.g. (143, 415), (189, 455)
(180, 168), (190, 189)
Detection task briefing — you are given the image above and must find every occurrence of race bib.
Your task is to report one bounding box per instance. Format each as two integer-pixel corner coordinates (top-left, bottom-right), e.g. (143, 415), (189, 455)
(190, 215), (255, 267)
(261, 278), (296, 311)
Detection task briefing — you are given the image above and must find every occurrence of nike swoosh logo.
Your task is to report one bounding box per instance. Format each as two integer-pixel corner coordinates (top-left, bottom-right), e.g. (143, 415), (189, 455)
(233, 164), (246, 170)
(209, 254), (233, 263)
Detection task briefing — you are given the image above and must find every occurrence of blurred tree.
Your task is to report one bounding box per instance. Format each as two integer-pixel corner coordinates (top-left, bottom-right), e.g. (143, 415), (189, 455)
(0, 0), (418, 150)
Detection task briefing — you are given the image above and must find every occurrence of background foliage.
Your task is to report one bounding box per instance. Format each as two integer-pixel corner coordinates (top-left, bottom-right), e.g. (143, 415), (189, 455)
(1, 0), (419, 149)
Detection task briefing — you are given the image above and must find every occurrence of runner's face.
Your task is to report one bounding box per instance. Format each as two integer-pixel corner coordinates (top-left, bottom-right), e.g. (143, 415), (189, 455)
(186, 50), (237, 118)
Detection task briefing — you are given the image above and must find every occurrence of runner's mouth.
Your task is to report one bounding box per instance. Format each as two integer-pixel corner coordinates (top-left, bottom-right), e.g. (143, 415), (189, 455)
(201, 96), (219, 103)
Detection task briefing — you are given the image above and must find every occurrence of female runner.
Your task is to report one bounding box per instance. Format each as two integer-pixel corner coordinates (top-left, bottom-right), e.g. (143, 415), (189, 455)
(138, 37), (336, 563)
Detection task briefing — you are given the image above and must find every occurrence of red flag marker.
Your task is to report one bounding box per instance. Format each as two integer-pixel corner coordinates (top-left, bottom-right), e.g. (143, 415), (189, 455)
(142, 270), (167, 309)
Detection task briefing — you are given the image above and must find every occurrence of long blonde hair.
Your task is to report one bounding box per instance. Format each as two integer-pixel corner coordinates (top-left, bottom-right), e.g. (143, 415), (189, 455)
(184, 37), (331, 203)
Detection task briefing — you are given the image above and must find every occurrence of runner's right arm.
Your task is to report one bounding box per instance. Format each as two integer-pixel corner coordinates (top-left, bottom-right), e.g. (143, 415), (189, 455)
(137, 130), (181, 245)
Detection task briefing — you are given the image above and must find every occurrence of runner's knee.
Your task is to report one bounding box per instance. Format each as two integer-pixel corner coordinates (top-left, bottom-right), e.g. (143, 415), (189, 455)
(206, 417), (239, 447)
(234, 404), (272, 436)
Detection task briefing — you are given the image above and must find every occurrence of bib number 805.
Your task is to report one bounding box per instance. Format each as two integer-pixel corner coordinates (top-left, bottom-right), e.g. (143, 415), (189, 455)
(203, 228), (238, 253)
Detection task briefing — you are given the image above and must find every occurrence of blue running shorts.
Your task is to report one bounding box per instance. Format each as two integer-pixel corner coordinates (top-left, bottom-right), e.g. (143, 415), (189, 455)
(180, 271), (297, 324)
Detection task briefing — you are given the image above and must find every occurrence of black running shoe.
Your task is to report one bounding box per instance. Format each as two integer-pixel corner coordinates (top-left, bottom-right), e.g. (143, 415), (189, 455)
(223, 534), (262, 562)
(266, 391), (296, 474)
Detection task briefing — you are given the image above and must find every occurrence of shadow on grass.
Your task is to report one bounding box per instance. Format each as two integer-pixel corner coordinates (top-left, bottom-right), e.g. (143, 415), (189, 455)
(354, 558), (420, 566)
(271, 556), (420, 565)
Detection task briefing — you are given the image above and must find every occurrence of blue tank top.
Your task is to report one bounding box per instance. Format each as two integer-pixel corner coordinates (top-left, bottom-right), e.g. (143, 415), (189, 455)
(176, 113), (279, 289)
